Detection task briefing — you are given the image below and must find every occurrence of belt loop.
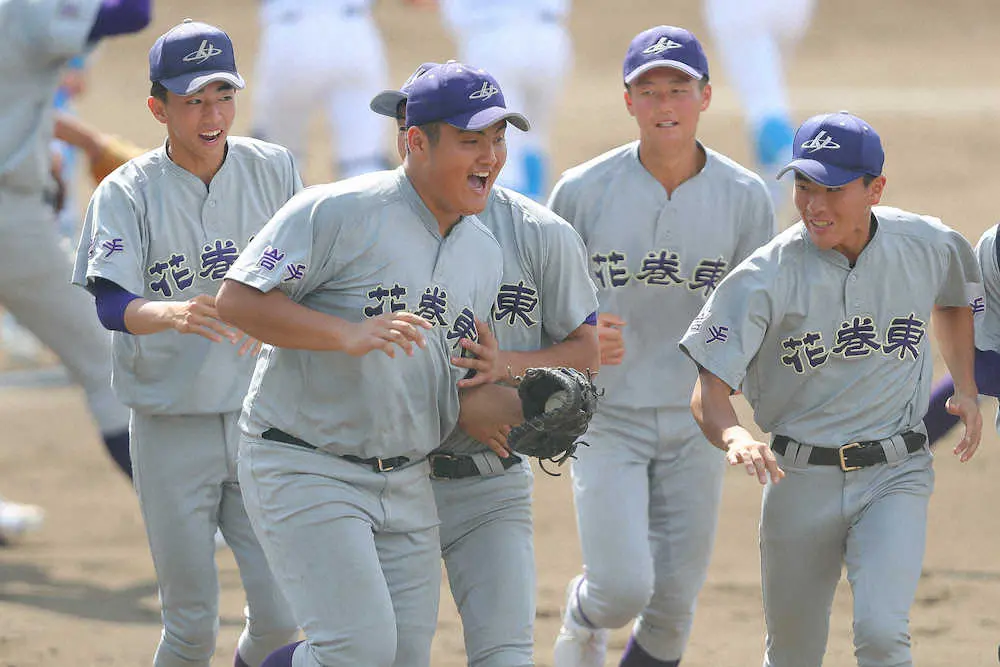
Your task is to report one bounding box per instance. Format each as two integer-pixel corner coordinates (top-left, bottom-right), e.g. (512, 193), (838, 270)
(792, 441), (813, 467)
(881, 434), (908, 464)
(470, 451), (505, 477)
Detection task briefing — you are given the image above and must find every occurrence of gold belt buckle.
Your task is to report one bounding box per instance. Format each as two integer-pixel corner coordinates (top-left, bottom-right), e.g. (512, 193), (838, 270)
(838, 442), (863, 472)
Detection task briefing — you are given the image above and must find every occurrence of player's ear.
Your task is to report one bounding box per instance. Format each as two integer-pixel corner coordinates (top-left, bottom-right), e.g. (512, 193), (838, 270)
(699, 81), (712, 112)
(624, 87), (635, 118)
(147, 96), (168, 125)
(407, 126), (428, 156)
(867, 175), (886, 205)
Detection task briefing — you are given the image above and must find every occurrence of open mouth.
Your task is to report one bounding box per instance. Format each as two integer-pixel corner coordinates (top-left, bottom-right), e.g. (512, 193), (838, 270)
(808, 220), (834, 229)
(467, 172), (489, 194)
(655, 120), (679, 128)
(199, 129), (223, 144)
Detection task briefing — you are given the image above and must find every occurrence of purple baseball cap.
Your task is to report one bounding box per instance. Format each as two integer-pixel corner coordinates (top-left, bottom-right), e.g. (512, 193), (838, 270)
(777, 111), (885, 187)
(624, 25), (709, 84)
(404, 61), (530, 132)
(370, 62), (440, 119)
(149, 19), (245, 96)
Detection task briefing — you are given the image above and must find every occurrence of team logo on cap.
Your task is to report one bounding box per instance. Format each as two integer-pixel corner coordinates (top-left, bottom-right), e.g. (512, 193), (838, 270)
(800, 130), (841, 153)
(643, 36), (683, 55)
(469, 81), (500, 101)
(183, 39), (223, 64)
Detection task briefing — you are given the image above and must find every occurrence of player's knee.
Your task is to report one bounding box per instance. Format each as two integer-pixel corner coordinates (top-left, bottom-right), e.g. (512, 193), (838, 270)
(309, 636), (396, 667)
(160, 622), (218, 663)
(584, 571), (654, 628)
(853, 615), (911, 666)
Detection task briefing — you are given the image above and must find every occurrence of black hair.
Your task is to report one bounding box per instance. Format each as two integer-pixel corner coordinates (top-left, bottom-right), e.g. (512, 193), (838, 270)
(418, 122), (441, 146)
(150, 81), (168, 102)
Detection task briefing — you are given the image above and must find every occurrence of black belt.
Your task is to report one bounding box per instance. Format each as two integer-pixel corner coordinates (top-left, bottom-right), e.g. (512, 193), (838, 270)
(428, 451), (521, 480)
(772, 430), (926, 472)
(261, 428), (410, 473)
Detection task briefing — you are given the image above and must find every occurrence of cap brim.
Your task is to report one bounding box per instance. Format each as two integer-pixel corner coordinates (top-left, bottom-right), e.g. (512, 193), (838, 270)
(444, 106), (530, 132)
(624, 60), (703, 84)
(160, 71), (246, 96)
(776, 159), (868, 187)
(370, 90), (407, 118)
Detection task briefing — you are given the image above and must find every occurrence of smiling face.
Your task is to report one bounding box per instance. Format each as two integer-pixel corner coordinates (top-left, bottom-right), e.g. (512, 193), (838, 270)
(405, 120), (507, 227)
(625, 67), (710, 149)
(793, 172), (886, 262)
(147, 81), (236, 171)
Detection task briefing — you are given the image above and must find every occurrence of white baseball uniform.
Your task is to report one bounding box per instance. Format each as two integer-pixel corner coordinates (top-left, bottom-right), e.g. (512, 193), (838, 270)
(251, 0), (390, 180)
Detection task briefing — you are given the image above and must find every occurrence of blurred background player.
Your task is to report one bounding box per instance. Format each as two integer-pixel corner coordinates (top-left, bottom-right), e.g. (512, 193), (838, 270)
(250, 0), (391, 181)
(703, 0), (815, 212)
(438, 0), (572, 201)
(0, 0), (152, 544)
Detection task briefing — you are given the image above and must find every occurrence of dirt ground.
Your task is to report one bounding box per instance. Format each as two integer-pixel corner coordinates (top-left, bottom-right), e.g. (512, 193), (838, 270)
(3, 1), (1000, 665)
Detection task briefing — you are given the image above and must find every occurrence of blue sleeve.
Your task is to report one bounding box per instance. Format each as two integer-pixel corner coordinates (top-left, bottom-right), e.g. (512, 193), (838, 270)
(974, 347), (1000, 397)
(87, 0), (151, 43)
(89, 277), (142, 333)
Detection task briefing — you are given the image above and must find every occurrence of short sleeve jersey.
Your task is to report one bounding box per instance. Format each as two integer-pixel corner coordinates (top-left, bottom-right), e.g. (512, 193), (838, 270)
(226, 168), (504, 461)
(73, 137), (302, 414)
(549, 141), (775, 410)
(680, 206), (983, 446)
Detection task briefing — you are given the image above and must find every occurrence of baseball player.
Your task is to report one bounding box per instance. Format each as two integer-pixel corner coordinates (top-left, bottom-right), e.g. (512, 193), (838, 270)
(438, 0), (572, 201)
(703, 0), (815, 210)
(215, 61), (523, 667)
(921, 226), (1000, 444)
(550, 26), (776, 667)
(0, 0), (152, 521)
(371, 62), (600, 666)
(72, 20), (301, 667)
(681, 111), (983, 667)
(251, 0), (391, 180)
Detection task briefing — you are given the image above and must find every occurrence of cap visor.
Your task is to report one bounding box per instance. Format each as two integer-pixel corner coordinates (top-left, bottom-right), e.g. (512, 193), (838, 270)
(160, 71), (246, 96)
(445, 107), (530, 132)
(776, 159), (866, 187)
(370, 90), (407, 118)
(624, 60), (703, 84)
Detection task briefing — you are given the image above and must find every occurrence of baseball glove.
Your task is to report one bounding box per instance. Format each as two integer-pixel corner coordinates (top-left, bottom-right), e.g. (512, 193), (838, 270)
(88, 134), (146, 184)
(506, 367), (599, 475)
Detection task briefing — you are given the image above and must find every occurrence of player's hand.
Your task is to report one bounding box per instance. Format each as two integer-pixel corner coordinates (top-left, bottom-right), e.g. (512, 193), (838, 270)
(460, 414), (514, 458)
(171, 294), (241, 343)
(945, 393), (982, 462)
(453, 318), (503, 388)
(596, 313), (626, 365)
(343, 311), (432, 358)
(236, 334), (264, 357)
(725, 435), (784, 485)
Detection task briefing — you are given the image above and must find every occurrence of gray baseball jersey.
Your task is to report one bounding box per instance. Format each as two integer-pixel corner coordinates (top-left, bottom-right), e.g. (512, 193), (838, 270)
(0, 0), (130, 440)
(680, 206), (982, 446)
(549, 141), (775, 409)
(680, 206), (981, 667)
(549, 141), (775, 661)
(972, 224), (999, 430)
(437, 185), (598, 456)
(70, 136), (303, 667)
(0, 0), (101, 194)
(226, 167), (504, 461)
(973, 224), (1000, 352)
(72, 137), (302, 415)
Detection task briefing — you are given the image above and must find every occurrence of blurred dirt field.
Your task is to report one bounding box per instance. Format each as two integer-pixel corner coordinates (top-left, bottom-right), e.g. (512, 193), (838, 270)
(3, 1), (1000, 665)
